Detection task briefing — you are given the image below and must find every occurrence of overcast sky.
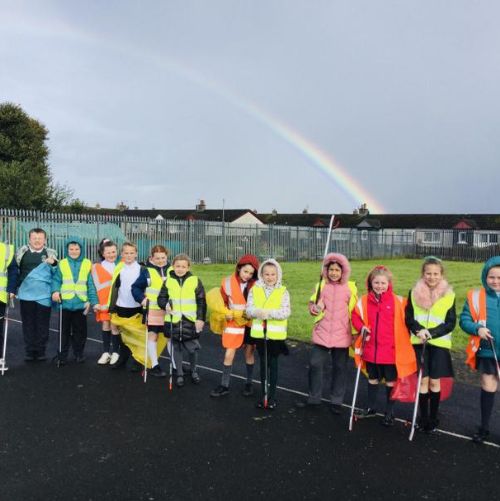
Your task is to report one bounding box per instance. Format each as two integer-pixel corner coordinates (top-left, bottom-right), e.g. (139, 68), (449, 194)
(1, 1), (499, 214)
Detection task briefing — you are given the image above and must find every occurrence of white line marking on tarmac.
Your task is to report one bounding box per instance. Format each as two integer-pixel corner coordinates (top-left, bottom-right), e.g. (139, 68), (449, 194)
(8, 318), (500, 448)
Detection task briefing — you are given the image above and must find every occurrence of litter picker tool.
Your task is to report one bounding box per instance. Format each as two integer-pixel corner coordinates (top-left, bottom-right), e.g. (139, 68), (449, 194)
(349, 327), (368, 431)
(168, 300), (175, 391)
(263, 320), (269, 409)
(314, 215), (340, 305)
(0, 297), (14, 375)
(409, 340), (427, 442)
(56, 301), (63, 368)
(488, 338), (500, 381)
(142, 300), (149, 383)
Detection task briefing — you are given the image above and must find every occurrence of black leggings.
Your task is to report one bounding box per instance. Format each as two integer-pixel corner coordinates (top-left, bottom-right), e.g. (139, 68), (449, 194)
(257, 347), (279, 401)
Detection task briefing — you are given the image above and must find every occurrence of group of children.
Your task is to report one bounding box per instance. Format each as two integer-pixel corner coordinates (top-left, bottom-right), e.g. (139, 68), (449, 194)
(89, 239), (207, 386)
(1, 231), (499, 443)
(293, 253), (499, 444)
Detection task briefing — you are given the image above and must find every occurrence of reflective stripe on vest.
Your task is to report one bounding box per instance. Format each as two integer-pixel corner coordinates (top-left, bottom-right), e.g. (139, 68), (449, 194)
(60, 258), (92, 302)
(464, 288), (488, 369)
(222, 274), (248, 337)
(92, 263), (113, 311)
(410, 291), (455, 348)
(250, 286), (287, 340)
(0, 243), (14, 303)
(224, 276), (247, 311)
(467, 288), (487, 326)
(107, 261), (125, 308)
(165, 275), (199, 323)
(356, 297), (367, 324)
(146, 268), (165, 310)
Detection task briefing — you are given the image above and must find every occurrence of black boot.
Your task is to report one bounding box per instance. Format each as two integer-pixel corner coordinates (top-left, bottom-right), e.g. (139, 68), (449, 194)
(111, 343), (131, 370)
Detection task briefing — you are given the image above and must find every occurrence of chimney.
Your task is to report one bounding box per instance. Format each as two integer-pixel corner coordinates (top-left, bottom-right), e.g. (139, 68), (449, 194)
(358, 203), (369, 216)
(196, 199), (206, 212)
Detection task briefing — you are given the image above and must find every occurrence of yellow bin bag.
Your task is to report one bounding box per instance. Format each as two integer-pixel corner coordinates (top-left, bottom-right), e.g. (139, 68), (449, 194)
(111, 313), (168, 368)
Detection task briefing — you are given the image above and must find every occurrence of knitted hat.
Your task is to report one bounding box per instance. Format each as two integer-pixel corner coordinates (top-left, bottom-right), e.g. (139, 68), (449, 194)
(236, 254), (260, 272)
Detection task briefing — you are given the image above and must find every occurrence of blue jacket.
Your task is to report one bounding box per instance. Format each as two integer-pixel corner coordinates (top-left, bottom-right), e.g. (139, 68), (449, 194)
(131, 261), (170, 304)
(51, 238), (98, 311)
(460, 256), (500, 359)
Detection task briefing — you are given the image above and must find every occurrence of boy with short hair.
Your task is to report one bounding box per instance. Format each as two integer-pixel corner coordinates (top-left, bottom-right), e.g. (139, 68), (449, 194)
(51, 238), (97, 364)
(16, 228), (57, 361)
(158, 254), (206, 387)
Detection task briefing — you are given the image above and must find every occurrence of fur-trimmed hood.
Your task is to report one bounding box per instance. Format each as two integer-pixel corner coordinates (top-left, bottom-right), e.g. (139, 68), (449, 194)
(256, 258), (283, 290)
(322, 252), (351, 284)
(411, 277), (453, 310)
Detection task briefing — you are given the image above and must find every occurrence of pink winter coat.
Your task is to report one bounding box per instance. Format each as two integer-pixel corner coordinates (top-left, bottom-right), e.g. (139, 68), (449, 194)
(351, 286), (396, 365)
(310, 253), (353, 349)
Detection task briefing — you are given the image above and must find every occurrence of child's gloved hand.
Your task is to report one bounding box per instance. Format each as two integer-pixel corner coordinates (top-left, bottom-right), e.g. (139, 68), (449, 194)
(256, 309), (269, 320)
(360, 326), (371, 341)
(417, 329), (431, 341)
(195, 320), (204, 333)
(478, 327), (493, 340)
(309, 303), (319, 316)
(83, 302), (91, 315)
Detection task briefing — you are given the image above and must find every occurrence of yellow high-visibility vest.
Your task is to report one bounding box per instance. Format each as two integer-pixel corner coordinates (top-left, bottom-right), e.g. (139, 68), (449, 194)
(145, 268), (166, 311)
(410, 291), (455, 348)
(0, 243), (14, 303)
(165, 275), (199, 323)
(250, 285), (288, 341)
(59, 258), (92, 302)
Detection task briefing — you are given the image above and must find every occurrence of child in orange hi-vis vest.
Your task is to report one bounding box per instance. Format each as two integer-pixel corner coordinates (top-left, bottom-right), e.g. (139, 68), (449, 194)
(351, 265), (416, 427)
(460, 256), (500, 444)
(92, 239), (120, 365)
(210, 254), (260, 398)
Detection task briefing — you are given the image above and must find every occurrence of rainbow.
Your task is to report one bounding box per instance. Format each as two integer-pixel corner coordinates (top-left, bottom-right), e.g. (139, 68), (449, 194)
(145, 54), (386, 213)
(7, 14), (385, 213)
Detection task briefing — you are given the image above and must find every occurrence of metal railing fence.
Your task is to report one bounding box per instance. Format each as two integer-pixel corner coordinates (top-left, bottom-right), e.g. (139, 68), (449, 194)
(0, 209), (498, 263)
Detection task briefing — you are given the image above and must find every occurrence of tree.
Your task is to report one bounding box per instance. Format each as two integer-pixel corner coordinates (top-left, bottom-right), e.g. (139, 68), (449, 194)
(0, 102), (73, 210)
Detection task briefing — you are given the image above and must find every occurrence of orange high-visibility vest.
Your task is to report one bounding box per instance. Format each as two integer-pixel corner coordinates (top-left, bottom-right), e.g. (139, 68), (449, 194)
(353, 294), (417, 378)
(221, 275), (249, 349)
(92, 262), (113, 322)
(465, 288), (487, 370)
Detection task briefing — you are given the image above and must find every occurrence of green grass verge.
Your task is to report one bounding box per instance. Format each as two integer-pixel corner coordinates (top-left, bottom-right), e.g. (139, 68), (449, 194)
(192, 259), (484, 351)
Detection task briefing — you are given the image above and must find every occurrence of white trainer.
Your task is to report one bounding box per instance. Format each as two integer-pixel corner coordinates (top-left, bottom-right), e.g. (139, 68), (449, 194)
(109, 352), (120, 365)
(97, 352), (112, 365)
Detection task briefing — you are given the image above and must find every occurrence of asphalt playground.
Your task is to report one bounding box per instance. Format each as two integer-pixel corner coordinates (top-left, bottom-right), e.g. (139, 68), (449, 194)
(1, 307), (499, 501)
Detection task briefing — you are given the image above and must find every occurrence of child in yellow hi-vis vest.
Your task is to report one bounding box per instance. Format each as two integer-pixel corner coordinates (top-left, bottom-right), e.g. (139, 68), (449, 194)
(405, 257), (456, 433)
(132, 245), (171, 377)
(246, 258), (291, 410)
(158, 254), (206, 387)
(51, 238), (98, 364)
